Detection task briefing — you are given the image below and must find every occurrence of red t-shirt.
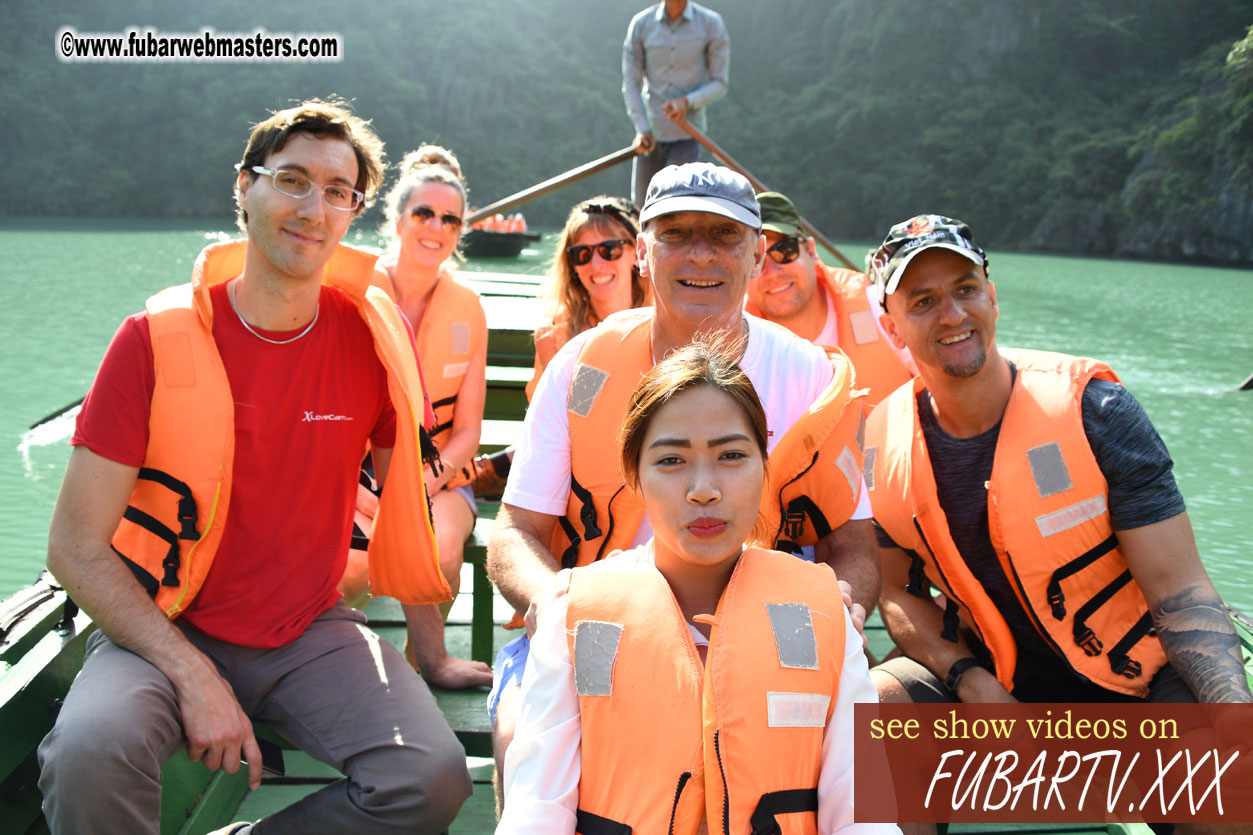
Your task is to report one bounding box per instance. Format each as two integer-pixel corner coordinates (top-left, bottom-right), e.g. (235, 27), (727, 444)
(74, 281), (430, 647)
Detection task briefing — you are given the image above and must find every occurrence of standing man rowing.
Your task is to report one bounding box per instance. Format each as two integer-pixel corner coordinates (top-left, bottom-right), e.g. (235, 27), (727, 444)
(623, 0), (730, 208)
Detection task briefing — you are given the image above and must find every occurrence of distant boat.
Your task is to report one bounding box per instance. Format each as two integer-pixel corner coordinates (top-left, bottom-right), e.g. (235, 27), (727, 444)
(460, 228), (542, 259)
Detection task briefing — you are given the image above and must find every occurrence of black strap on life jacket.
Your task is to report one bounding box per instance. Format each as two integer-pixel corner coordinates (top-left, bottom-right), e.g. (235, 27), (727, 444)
(113, 547), (160, 598)
(1045, 533), (1118, 620)
(571, 474), (602, 541)
(1106, 611), (1154, 678)
(558, 515), (582, 571)
(594, 486), (627, 561)
(941, 597), (961, 643)
(418, 424), (440, 465)
(349, 521), (370, 552)
(137, 467), (199, 540)
(749, 788), (819, 835)
(429, 396), (458, 439)
(904, 549), (929, 599)
(1071, 569), (1133, 657)
(772, 452), (820, 551)
(114, 469), (200, 588)
(574, 809), (632, 835)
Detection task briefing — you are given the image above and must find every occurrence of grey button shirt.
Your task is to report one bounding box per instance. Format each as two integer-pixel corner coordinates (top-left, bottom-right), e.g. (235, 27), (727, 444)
(622, 1), (730, 143)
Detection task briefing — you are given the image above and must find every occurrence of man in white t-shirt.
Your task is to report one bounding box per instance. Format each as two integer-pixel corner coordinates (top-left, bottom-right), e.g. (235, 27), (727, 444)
(484, 163), (881, 802)
(746, 191), (915, 407)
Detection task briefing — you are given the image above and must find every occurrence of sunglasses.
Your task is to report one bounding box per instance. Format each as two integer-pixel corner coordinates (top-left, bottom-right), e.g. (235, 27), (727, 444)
(566, 238), (632, 267)
(766, 235), (804, 264)
(410, 205), (463, 230)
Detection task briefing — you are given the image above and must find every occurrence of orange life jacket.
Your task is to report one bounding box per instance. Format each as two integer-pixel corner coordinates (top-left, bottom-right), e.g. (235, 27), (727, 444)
(372, 265), (486, 453)
(745, 264), (911, 408)
(110, 240), (451, 618)
(864, 349), (1167, 697)
(552, 309), (865, 571)
(565, 546), (845, 835)
(526, 314), (594, 402)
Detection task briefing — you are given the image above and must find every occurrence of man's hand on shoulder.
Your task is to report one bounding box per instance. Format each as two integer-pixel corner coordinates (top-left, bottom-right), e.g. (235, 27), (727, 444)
(173, 654), (262, 790)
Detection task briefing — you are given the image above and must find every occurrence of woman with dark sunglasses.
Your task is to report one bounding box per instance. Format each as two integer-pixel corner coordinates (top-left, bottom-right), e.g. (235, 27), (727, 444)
(340, 146), (492, 690)
(527, 196), (652, 399)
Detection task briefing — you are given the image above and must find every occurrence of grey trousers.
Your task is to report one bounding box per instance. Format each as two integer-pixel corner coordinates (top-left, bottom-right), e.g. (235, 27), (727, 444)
(631, 138), (701, 208)
(37, 601), (471, 834)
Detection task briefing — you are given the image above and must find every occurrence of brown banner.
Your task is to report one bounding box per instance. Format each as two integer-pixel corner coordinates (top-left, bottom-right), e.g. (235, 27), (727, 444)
(854, 703), (1253, 824)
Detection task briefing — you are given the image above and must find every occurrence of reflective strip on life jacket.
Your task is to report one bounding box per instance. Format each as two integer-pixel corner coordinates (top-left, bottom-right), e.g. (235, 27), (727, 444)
(568, 547), (842, 834)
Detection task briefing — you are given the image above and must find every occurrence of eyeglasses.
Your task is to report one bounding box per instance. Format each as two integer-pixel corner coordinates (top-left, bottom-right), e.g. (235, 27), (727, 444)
(410, 205), (464, 231)
(248, 166), (364, 211)
(766, 235), (804, 264)
(566, 239), (633, 267)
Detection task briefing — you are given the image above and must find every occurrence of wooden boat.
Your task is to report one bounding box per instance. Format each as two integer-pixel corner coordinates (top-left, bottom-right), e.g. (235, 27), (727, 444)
(460, 228), (543, 259)
(3, 267), (1251, 834)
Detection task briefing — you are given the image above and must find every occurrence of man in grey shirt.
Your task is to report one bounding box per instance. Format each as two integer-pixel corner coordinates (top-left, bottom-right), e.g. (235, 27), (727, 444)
(623, 0), (730, 208)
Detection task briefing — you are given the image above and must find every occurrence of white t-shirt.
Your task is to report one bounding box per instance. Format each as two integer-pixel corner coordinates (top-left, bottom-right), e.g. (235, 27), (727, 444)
(503, 313), (871, 543)
(498, 548), (898, 834)
(816, 284), (917, 374)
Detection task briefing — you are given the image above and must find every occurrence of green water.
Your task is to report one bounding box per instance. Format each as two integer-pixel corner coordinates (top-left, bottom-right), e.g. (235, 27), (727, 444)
(2, 220), (1251, 616)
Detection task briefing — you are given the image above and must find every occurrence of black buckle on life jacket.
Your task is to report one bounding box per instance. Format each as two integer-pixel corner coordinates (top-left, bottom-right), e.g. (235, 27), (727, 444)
(749, 788), (819, 835)
(1074, 626), (1104, 656)
(773, 452), (823, 549)
(1071, 569), (1132, 657)
(1045, 533), (1118, 620)
(779, 495), (833, 547)
(574, 808), (632, 835)
(1107, 611), (1153, 678)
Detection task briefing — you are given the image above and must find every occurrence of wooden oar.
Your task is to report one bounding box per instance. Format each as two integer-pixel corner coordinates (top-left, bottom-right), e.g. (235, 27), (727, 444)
(1241, 372), (1253, 391)
(28, 397), (84, 431)
(466, 146), (638, 226)
(671, 118), (860, 271)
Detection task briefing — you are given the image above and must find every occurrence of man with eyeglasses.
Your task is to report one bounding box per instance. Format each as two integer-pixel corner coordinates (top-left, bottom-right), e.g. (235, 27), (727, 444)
(487, 163), (882, 803)
(37, 99), (472, 834)
(623, 0), (730, 208)
(862, 214), (1251, 713)
(745, 192), (914, 407)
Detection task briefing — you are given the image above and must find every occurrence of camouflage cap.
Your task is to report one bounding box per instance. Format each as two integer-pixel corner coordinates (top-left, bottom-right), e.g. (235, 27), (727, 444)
(868, 214), (988, 303)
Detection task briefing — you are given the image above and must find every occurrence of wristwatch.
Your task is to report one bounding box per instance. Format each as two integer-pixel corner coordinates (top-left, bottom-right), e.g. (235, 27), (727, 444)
(944, 657), (981, 693)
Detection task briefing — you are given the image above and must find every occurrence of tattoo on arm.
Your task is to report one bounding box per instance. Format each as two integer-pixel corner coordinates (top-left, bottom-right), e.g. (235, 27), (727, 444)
(1150, 586), (1252, 703)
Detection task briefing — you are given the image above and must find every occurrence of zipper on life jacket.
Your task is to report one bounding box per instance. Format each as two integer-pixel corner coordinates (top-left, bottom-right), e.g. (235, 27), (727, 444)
(714, 730), (730, 835)
(667, 771), (692, 835)
(911, 518), (961, 643)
